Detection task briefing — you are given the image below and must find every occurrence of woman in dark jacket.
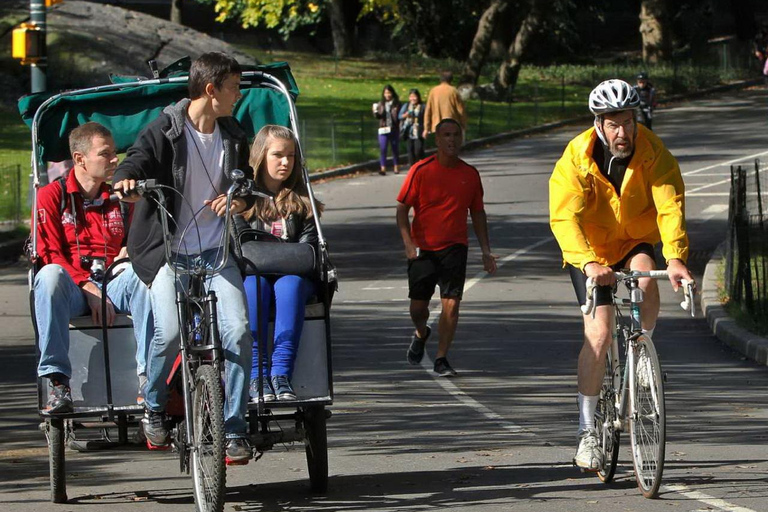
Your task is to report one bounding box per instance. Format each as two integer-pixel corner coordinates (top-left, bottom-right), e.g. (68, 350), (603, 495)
(239, 125), (324, 401)
(373, 84), (401, 175)
(398, 88), (426, 168)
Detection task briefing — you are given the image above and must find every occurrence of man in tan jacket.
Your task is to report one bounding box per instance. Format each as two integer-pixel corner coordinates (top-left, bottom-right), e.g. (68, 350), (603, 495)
(422, 71), (467, 138)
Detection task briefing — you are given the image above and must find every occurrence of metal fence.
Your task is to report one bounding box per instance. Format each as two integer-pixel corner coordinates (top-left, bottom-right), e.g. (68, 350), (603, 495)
(725, 159), (768, 324)
(0, 164), (23, 224)
(295, 91), (581, 170)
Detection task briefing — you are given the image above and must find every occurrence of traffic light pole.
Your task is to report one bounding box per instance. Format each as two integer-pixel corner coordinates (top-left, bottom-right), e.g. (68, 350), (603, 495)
(30, 0), (46, 93)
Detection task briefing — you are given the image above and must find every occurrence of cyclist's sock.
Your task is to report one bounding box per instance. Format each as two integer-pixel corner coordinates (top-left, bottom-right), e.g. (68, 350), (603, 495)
(578, 392), (599, 433)
(642, 326), (655, 340)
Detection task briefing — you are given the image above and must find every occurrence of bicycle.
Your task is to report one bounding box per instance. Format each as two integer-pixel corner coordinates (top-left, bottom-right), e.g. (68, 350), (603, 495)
(581, 270), (694, 498)
(130, 171), (265, 512)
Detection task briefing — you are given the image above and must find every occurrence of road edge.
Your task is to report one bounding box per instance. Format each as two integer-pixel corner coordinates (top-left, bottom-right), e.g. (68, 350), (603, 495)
(701, 241), (768, 366)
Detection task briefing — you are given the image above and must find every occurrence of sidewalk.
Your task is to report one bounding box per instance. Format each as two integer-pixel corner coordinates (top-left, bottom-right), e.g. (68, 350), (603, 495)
(701, 243), (768, 366)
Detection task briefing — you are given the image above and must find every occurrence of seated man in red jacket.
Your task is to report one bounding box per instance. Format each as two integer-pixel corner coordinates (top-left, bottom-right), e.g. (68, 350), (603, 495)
(33, 122), (152, 414)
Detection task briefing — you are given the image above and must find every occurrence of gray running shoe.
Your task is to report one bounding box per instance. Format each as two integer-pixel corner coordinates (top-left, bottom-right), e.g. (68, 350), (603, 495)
(407, 326), (431, 365)
(433, 357), (457, 377)
(574, 428), (604, 471)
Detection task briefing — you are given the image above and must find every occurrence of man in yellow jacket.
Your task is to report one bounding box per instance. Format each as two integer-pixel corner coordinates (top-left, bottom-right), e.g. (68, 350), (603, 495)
(549, 79), (694, 471)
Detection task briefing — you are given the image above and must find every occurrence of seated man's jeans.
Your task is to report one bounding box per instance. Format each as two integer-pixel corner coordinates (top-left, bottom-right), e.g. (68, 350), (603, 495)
(34, 263), (153, 379)
(145, 250), (251, 438)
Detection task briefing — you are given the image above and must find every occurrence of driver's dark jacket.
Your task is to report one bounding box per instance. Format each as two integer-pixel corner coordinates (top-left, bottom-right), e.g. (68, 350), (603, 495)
(113, 99), (255, 285)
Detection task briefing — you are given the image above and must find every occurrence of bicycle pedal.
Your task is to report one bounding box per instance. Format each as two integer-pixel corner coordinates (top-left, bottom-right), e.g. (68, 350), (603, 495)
(146, 440), (171, 451)
(225, 457), (250, 466)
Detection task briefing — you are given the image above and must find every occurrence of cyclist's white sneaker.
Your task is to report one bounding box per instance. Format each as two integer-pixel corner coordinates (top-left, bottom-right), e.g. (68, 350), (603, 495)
(636, 354), (652, 389)
(574, 429), (604, 471)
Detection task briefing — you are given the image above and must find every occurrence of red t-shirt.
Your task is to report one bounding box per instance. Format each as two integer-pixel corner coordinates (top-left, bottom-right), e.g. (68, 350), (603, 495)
(397, 155), (484, 251)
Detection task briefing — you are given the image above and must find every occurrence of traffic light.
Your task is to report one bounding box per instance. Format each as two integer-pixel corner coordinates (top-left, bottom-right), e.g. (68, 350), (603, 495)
(45, 0), (64, 6)
(12, 23), (45, 63)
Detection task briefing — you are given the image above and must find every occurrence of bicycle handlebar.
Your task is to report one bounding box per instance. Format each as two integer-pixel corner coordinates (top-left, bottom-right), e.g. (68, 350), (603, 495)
(581, 270), (695, 318)
(119, 171), (273, 277)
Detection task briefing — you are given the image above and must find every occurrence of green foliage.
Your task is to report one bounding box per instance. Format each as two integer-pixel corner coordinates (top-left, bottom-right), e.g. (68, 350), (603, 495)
(195, 0), (325, 38)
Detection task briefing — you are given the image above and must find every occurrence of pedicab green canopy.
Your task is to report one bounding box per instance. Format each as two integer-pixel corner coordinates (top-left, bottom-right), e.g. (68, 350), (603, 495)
(18, 61), (299, 164)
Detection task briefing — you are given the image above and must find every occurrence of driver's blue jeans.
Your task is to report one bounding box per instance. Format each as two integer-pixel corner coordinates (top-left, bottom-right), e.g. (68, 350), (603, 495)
(144, 250), (251, 438)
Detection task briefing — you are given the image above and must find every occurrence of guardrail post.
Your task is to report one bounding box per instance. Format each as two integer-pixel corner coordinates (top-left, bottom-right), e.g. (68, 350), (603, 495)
(561, 75), (565, 114)
(331, 116), (337, 165)
(360, 114), (365, 158)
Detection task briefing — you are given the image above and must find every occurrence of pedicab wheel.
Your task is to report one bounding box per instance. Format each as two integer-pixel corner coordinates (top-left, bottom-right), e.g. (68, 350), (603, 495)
(303, 405), (328, 493)
(47, 418), (68, 503)
(190, 365), (226, 512)
(630, 336), (665, 499)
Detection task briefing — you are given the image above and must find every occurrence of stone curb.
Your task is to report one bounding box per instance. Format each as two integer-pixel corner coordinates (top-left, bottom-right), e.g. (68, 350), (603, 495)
(701, 242), (768, 366)
(309, 77), (765, 183)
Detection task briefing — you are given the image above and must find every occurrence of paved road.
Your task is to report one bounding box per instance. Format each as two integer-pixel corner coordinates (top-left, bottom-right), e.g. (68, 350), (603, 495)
(1, 87), (767, 512)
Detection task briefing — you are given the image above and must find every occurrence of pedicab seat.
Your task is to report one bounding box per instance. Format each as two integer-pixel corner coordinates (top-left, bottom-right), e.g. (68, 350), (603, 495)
(63, 313), (141, 410)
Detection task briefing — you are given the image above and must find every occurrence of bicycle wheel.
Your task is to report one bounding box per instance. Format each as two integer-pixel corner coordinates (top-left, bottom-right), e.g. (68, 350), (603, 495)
(303, 405), (328, 493)
(47, 418), (67, 503)
(190, 365), (226, 512)
(596, 354), (620, 483)
(629, 336), (665, 498)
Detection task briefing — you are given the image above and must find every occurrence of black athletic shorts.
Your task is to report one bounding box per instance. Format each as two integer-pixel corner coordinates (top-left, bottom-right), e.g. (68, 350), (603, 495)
(408, 243), (468, 300)
(568, 242), (657, 307)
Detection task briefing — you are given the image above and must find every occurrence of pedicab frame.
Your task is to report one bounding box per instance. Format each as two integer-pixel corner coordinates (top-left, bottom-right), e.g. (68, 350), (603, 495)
(19, 60), (335, 504)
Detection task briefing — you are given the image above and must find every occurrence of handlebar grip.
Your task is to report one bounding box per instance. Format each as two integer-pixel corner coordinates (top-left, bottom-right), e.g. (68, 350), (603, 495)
(581, 277), (596, 316)
(680, 278), (695, 317)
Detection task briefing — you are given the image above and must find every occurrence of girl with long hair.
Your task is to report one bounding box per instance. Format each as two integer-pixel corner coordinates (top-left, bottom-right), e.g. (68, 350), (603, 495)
(240, 125), (323, 401)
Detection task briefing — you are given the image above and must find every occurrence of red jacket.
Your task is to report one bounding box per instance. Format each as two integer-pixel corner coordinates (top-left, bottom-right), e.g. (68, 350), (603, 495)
(34, 170), (128, 286)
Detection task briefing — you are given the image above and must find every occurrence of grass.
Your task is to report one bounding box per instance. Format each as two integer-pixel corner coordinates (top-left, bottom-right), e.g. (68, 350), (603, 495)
(0, 48), (758, 221)
(0, 107), (31, 224)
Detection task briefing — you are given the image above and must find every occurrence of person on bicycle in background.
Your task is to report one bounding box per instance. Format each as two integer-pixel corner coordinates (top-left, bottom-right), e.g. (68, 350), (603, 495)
(633, 72), (656, 129)
(549, 79), (693, 471)
(113, 52), (256, 464)
(34, 122), (152, 414)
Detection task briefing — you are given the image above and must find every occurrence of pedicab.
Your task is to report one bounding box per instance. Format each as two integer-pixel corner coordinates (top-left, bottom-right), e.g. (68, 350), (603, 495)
(19, 59), (336, 510)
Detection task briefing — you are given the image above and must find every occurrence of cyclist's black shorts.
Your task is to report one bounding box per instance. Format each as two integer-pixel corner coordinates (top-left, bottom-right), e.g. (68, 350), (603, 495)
(568, 243), (657, 307)
(408, 243), (468, 301)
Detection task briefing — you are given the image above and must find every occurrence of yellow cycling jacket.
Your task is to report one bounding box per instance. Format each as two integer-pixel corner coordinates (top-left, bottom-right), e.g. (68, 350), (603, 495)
(549, 124), (688, 270)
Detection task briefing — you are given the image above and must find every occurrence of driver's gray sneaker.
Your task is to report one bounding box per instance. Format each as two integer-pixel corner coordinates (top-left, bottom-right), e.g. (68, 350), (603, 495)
(225, 437), (251, 466)
(574, 428), (603, 471)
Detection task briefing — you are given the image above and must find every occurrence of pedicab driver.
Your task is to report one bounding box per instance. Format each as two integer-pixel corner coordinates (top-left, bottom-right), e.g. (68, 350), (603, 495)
(33, 122), (152, 414)
(548, 79), (694, 471)
(113, 52), (256, 464)
(397, 118), (497, 377)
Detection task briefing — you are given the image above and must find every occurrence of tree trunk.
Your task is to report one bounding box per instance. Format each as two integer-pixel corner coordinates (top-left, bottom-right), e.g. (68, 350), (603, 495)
(639, 0), (671, 63)
(459, 0), (509, 93)
(328, 0), (353, 58)
(170, 0), (183, 24)
(494, 0), (547, 99)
